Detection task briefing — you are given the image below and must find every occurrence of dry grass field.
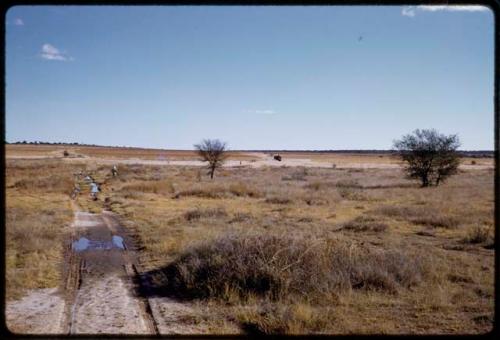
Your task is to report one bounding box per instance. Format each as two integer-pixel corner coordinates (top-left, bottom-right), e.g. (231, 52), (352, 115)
(5, 145), (494, 334)
(4, 144), (258, 161)
(5, 159), (76, 300)
(103, 165), (493, 334)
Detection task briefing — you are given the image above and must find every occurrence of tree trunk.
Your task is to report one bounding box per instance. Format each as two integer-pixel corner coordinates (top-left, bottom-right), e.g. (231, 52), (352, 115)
(210, 166), (215, 179)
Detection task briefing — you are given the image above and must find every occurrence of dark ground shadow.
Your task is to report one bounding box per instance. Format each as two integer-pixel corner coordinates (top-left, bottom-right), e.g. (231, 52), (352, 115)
(132, 264), (198, 301)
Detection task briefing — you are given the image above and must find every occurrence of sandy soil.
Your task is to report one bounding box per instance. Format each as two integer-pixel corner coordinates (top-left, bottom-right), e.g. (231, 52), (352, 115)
(66, 209), (155, 334)
(71, 274), (148, 334)
(6, 288), (66, 334)
(148, 298), (210, 334)
(6, 145), (493, 170)
(59, 153), (493, 170)
(59, 205), (206, 335)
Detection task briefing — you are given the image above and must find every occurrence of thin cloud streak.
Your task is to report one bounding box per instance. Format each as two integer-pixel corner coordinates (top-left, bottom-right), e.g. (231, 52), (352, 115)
(40, 44), (73, 61)
(248, 109), (276, 115)
(401, 7), (415, 17)
(402, 5), (489, 17)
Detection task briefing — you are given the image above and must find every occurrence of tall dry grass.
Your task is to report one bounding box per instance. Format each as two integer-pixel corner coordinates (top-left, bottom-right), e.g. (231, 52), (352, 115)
(6, 159), (75, 300)
(164, 232), (435, 301)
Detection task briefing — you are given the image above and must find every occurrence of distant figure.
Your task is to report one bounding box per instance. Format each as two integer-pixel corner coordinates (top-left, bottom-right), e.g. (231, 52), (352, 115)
(274, 155), (282, 162)
(90, 182), (100, 200)
(111, 165), (118, 177)
(74, 170), (84, 181)
(71, 183), (81, 200)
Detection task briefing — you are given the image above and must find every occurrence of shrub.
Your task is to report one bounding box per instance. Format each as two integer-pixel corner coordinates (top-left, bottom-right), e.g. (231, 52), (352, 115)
(229, 182), (261, 198)
(335, 179), (362, 188)
(303, 197), (329, 206)
(304, 181), (335, 191)
(374, 204), (459, 229)
(183, 207), (228, 221)
(282, 168), (309, 181)
(120, 180), (175, 195)
(462, 226), (493, 244)
(63, 150), (69, 157)
(163, 233), (432, 303)
(173, 186), (226, 199)
(410, 215), (459, 229)
(342, 215), (389, 232)
(229, 212), (253, 223)
(305, 181), (323, 191)
(265, 196), (292, 205)
(337, 187), (366, 201)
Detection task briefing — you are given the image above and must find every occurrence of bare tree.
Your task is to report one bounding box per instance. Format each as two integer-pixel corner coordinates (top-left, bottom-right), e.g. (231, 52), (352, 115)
(194, 139), (228, 179)
(393, 129), (460, 187)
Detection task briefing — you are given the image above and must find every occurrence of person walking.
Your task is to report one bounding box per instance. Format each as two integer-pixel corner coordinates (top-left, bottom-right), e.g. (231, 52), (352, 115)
(90, 182), (100, 201)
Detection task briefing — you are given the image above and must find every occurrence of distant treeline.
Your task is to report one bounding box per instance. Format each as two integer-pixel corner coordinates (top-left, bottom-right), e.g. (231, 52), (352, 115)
(7, 141), (92, 146)
(4, 141), (494, 158)
(6, 141), (128, 148)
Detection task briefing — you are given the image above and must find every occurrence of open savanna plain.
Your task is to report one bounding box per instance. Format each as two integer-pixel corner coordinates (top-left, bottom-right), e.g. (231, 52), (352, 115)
(4, 145), (495, 335)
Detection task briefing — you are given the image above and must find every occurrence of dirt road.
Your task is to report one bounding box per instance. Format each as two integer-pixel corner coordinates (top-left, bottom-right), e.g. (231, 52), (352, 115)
(7, 201), (213, 335)
(63, 208), (158, 334)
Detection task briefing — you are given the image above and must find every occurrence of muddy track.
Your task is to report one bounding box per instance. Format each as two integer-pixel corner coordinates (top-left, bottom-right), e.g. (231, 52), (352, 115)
(62, 203), (158, 335)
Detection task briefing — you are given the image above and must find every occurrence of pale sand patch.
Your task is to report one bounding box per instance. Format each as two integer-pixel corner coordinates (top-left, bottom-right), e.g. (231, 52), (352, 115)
(60, 154), (493, 170)
(71, 274), (149, 334)
(149, 297), (213, 334)
(6, 288), (65, 334)
(72, 212), (101, 227)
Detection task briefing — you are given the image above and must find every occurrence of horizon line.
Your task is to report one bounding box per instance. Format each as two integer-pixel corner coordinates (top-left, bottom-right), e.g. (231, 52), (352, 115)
(4, 141), (494, 153)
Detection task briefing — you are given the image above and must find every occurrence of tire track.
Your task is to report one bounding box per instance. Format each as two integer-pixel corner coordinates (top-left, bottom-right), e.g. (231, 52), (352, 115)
(64, 203), (158, 335)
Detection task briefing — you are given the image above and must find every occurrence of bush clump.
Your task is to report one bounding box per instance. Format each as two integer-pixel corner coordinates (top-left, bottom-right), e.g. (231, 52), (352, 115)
(228, 182), (262, 198)
(183, 207), (228, 221)
(342, 215), (389, 232)
(265, 196), (292, 205)
(374, 205), (459, 228)
(462, 225), (493, 244)
(163, 233), (431, 303)
(173, 186), (227, 199)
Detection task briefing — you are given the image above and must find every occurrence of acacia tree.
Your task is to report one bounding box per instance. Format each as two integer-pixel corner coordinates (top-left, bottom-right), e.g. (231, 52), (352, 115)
(194, 139), (228, 179)
(393, 129), (460, 187)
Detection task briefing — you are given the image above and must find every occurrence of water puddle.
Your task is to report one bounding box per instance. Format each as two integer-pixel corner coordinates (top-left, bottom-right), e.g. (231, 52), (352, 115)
(112, 236), (125, 249)
(72, 235), (125, 252)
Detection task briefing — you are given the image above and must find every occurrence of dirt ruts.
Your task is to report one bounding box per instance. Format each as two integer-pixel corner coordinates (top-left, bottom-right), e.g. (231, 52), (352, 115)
(63, 205), (158, 334)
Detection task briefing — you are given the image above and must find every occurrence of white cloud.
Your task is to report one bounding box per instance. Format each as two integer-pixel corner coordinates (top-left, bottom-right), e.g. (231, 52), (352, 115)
(402, 5), (489, 17)
(249, 109), (276, 115)
(14, 18), (24, 26)
(40, 44), (73, 61)
(417, 5), (489, 12)
(402, 6), (416, 17)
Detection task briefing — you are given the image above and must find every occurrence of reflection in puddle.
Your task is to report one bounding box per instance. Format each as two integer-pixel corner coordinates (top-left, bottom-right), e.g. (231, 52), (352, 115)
(112, 236), (124, 249)
(72, 235), (125, 252)
(73, 237), (90, 251)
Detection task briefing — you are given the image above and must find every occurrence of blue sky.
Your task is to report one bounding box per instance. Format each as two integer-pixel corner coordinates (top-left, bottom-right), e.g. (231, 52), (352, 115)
(5, 5), (494, 150)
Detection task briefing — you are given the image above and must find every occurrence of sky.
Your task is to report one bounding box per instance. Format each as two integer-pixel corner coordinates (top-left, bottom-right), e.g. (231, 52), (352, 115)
(5, 5), (495, 150)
